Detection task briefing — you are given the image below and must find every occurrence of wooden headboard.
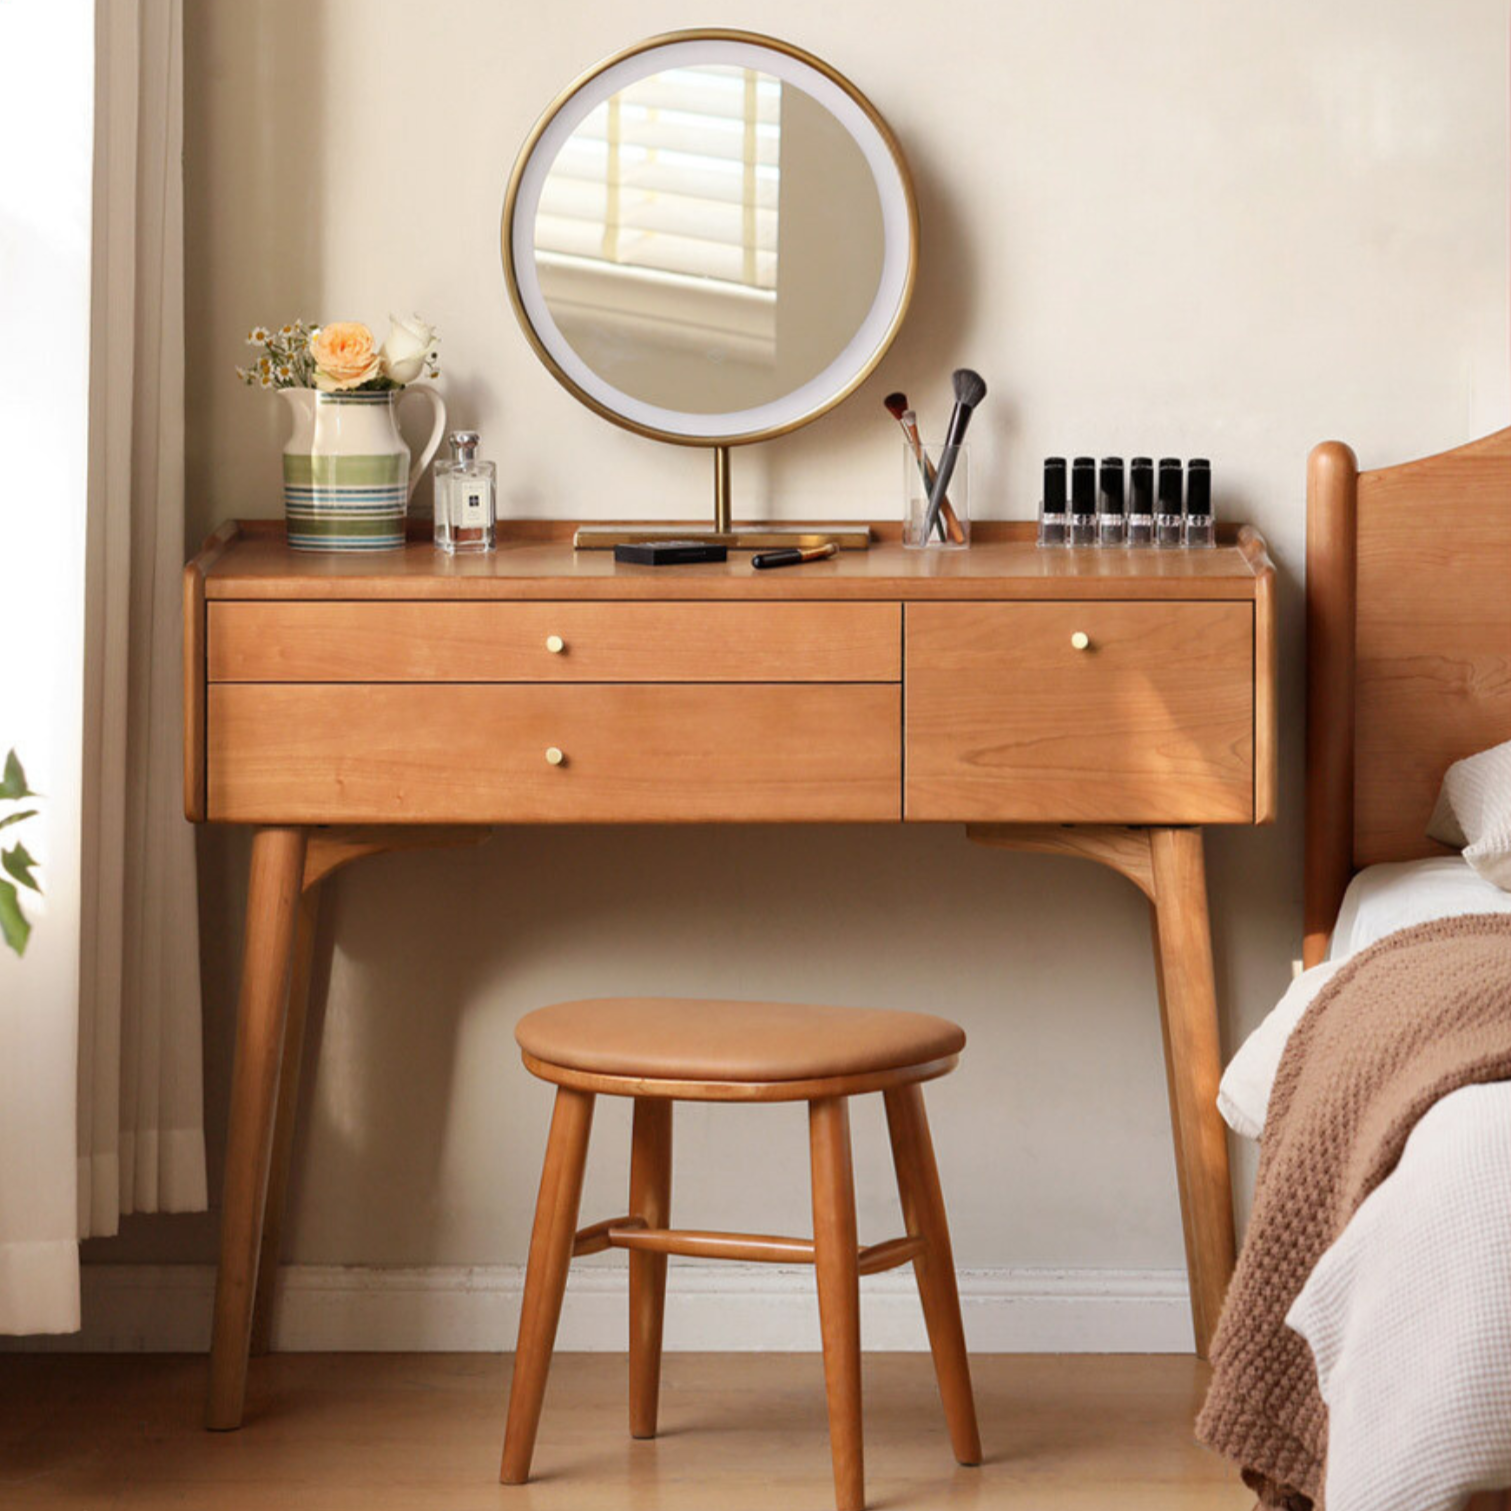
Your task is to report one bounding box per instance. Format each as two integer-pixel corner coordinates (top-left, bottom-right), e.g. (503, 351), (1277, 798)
(1303, 427), (1511, 966)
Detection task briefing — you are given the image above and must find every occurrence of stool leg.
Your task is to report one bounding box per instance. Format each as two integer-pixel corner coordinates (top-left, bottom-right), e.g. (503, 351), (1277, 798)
(500, 1086), (596, 1485)
(809, 1096), (864, 1511)
(628, 1098), (673, 1439)
(884, 1083), (982, 1466)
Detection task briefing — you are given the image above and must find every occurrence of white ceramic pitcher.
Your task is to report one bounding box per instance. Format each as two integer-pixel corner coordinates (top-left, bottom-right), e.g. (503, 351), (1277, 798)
(280, 386), (446, 552)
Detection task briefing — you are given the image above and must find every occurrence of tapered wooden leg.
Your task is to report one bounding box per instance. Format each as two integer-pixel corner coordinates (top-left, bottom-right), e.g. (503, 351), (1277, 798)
(501, 1087), (596, 1485)
(883, 1084), (981, 1466)
(628, 1098), (673, 1440)
(250, 883), (323, 1357)
(809, 1097), (864, 1511)
(1149, 827), (1236, 1359)
(206, 826), (308, 1430)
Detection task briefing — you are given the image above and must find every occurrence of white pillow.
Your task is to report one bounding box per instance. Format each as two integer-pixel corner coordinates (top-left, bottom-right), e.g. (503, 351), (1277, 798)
(1428, 737), (1511, 891)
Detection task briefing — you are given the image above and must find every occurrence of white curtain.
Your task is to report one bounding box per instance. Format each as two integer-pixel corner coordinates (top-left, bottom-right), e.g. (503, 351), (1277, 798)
(77, 0), (206, 1240)
(0, 0), (95, 1335)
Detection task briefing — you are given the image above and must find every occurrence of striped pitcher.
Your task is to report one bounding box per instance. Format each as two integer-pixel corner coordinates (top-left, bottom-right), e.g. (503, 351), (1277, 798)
(280, 386), (446, 552)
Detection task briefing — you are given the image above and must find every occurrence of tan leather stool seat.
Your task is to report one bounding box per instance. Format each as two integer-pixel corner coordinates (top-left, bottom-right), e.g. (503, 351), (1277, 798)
(515, 996), (966, 1085)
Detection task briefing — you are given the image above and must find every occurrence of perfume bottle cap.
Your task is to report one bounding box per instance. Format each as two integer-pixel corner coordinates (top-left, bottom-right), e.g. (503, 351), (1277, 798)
(1071, 458), (1096, 512)
(449, 430), (480, 463)
(1130, 457), (1154, 513)
(1098, 457), (1125, 514)
(1042, 457), (1067, 513)
(1186, 461), (1212, 517)
(1157, 458), (1183, 512)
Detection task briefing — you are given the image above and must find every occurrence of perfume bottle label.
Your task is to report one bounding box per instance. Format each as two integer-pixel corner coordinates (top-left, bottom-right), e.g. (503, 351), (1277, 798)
(459, 483), (489, 524)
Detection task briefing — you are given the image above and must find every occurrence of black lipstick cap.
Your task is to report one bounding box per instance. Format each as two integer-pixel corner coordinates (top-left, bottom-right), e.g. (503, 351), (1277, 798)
(1157, 458), (1183, 514)
(1042, 457), (1067, 513)
(1130, 457), (1154, 514)
(1071, 457), (1095, 513)
(1098, 456), (1125, 514)
(1186, 458), (1211, 517)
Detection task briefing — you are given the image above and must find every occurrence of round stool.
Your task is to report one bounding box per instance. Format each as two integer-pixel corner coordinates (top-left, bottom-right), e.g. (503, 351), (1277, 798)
(499, 996), (981, 1511)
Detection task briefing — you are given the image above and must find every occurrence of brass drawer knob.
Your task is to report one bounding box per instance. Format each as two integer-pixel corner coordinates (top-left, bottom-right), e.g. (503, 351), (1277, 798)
(545, 634), (565, 654)
(1070, 631), (1091, 651)
(545, 746), (565, 766)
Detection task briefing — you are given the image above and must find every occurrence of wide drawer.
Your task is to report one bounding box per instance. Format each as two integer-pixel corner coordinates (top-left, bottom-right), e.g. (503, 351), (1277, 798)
(905, 602), (1254, 822)
(207, 683), (901, 823)
(207, 601), (900, 683)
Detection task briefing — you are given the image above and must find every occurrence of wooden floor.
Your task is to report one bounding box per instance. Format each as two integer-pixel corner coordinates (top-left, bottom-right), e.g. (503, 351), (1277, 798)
(0, 1352), (1251, 1510)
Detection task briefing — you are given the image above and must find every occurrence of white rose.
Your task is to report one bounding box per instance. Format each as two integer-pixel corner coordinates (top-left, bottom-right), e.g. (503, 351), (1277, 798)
(379, 313), (437, 385)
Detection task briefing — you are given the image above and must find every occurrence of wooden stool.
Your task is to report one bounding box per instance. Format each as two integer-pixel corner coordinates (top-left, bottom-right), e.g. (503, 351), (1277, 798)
(499, 996), (981, 1511)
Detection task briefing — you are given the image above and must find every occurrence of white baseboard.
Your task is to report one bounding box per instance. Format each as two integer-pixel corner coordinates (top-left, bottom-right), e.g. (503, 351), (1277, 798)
(5, 1263), (1194, 1354)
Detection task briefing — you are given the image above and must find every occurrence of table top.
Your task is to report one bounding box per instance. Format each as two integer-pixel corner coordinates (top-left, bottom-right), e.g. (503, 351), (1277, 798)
(194, 520), (1271, 602)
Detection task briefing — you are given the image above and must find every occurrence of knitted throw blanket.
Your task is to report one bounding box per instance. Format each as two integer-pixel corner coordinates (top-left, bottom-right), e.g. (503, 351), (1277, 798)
(1197, 913), (1511, 1509)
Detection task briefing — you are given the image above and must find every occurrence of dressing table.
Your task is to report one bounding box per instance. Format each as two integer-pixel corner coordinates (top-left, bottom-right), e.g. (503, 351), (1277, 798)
(193, 24), (1277, 1437)
(185, 515), (1276, 1428)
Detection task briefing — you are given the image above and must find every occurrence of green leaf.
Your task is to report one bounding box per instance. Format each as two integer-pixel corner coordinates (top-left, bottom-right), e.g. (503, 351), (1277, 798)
(0, 878), (29, 956)
(0, 750), (35, 800)
(2, 842), (40, 894)
(0, 809), (37, 832)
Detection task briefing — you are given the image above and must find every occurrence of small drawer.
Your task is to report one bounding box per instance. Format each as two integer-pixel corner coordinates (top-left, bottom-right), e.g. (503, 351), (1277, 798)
(905, 602), (1254, 823)
(207, 683), (901, 823)
(207, 601), (900, 683)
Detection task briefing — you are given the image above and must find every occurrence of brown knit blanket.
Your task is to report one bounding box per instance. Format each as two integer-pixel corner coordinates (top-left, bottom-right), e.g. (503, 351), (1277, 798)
(1197, 913), (1511, 1509)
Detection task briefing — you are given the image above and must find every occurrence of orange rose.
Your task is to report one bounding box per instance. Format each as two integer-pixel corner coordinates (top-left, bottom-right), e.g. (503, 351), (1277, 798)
(310, 321), (381, 391)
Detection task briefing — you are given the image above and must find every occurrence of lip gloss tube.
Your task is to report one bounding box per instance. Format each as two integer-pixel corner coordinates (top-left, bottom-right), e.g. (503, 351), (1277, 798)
(1038, 457), (1068, 547)
(1126, 456), (1155, 546)
(1185, 458), (1214, 548)
(1070, 457), (1097, 546)
(1156, 457), (1184, 548)
(1098, 456), (1126, 547)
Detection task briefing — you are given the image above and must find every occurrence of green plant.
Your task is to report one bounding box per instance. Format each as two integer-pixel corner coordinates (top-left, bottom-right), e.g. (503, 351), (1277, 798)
(1, 749), (40, 956)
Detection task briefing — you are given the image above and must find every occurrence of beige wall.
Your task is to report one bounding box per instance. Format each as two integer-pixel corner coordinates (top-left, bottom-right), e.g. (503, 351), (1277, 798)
(93, 0), (1508, 1284)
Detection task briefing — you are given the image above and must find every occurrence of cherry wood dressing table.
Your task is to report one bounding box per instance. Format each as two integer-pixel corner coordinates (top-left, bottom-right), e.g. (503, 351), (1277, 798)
(185, 518), (1276, 1429)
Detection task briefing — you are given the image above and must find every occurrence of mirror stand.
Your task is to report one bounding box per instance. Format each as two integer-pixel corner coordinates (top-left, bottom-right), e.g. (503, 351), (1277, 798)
(571, 446), (872, 550)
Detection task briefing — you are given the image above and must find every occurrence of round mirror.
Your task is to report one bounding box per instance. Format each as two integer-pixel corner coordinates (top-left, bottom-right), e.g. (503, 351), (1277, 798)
(502, 31), (917, 447)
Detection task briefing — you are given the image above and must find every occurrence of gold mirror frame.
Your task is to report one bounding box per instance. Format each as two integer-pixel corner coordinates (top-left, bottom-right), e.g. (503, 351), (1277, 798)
(500, 29), (919, 547)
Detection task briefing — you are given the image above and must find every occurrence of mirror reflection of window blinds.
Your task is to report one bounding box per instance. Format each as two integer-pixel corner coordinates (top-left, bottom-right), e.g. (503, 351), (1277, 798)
(538, 66), (780, 292)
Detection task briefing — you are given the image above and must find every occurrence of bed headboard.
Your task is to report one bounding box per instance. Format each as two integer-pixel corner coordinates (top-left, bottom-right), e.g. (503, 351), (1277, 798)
(1304, 426), (1511, 966)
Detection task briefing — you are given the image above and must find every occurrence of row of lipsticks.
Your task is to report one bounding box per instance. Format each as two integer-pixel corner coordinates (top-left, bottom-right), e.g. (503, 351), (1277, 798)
(1038, 456), (1214, 549)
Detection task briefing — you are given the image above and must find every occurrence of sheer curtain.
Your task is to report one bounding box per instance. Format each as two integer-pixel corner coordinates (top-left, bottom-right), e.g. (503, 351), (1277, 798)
(77, 0), (206, 1240)
(0, 0), (94, 1338)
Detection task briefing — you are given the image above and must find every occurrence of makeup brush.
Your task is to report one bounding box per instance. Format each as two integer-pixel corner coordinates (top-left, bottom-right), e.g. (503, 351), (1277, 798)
(922, 368), (986, 542)
(884, 392), (963, 542)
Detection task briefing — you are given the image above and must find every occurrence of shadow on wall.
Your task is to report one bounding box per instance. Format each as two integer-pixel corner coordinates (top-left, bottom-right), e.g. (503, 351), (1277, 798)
(183, 0), (327, 548)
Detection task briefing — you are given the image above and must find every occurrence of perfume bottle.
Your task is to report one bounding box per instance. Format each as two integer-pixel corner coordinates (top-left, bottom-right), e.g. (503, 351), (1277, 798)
(1038, 457), (1068, 547)
(1185, 458), (1214, 548)
(1069, 457), (1097, 546)
(1098, 456), (1126, 547)
(1126, 457), (1155, 547)
(1155, 457), (1184, 548)
(434, 430), (496, 555)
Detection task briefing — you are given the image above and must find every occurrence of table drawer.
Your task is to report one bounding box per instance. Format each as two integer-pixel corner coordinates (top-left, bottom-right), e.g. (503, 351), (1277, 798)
(207, 683), (900, 823)
(905, 602), (1254, 822)
(207, 601), (900, 683)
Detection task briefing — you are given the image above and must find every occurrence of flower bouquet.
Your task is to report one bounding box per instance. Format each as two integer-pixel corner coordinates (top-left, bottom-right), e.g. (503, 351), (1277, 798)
(237, 315), (439, 390)
(239, 315), (447, 553)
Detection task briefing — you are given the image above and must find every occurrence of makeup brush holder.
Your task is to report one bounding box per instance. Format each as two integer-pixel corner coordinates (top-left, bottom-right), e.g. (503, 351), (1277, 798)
(903, 442), (971, 549)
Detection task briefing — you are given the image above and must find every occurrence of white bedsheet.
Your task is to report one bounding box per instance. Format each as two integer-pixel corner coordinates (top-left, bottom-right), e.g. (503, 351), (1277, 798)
(1218, 856), (1511, 1511)
(1329, 854), (1511, 960)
